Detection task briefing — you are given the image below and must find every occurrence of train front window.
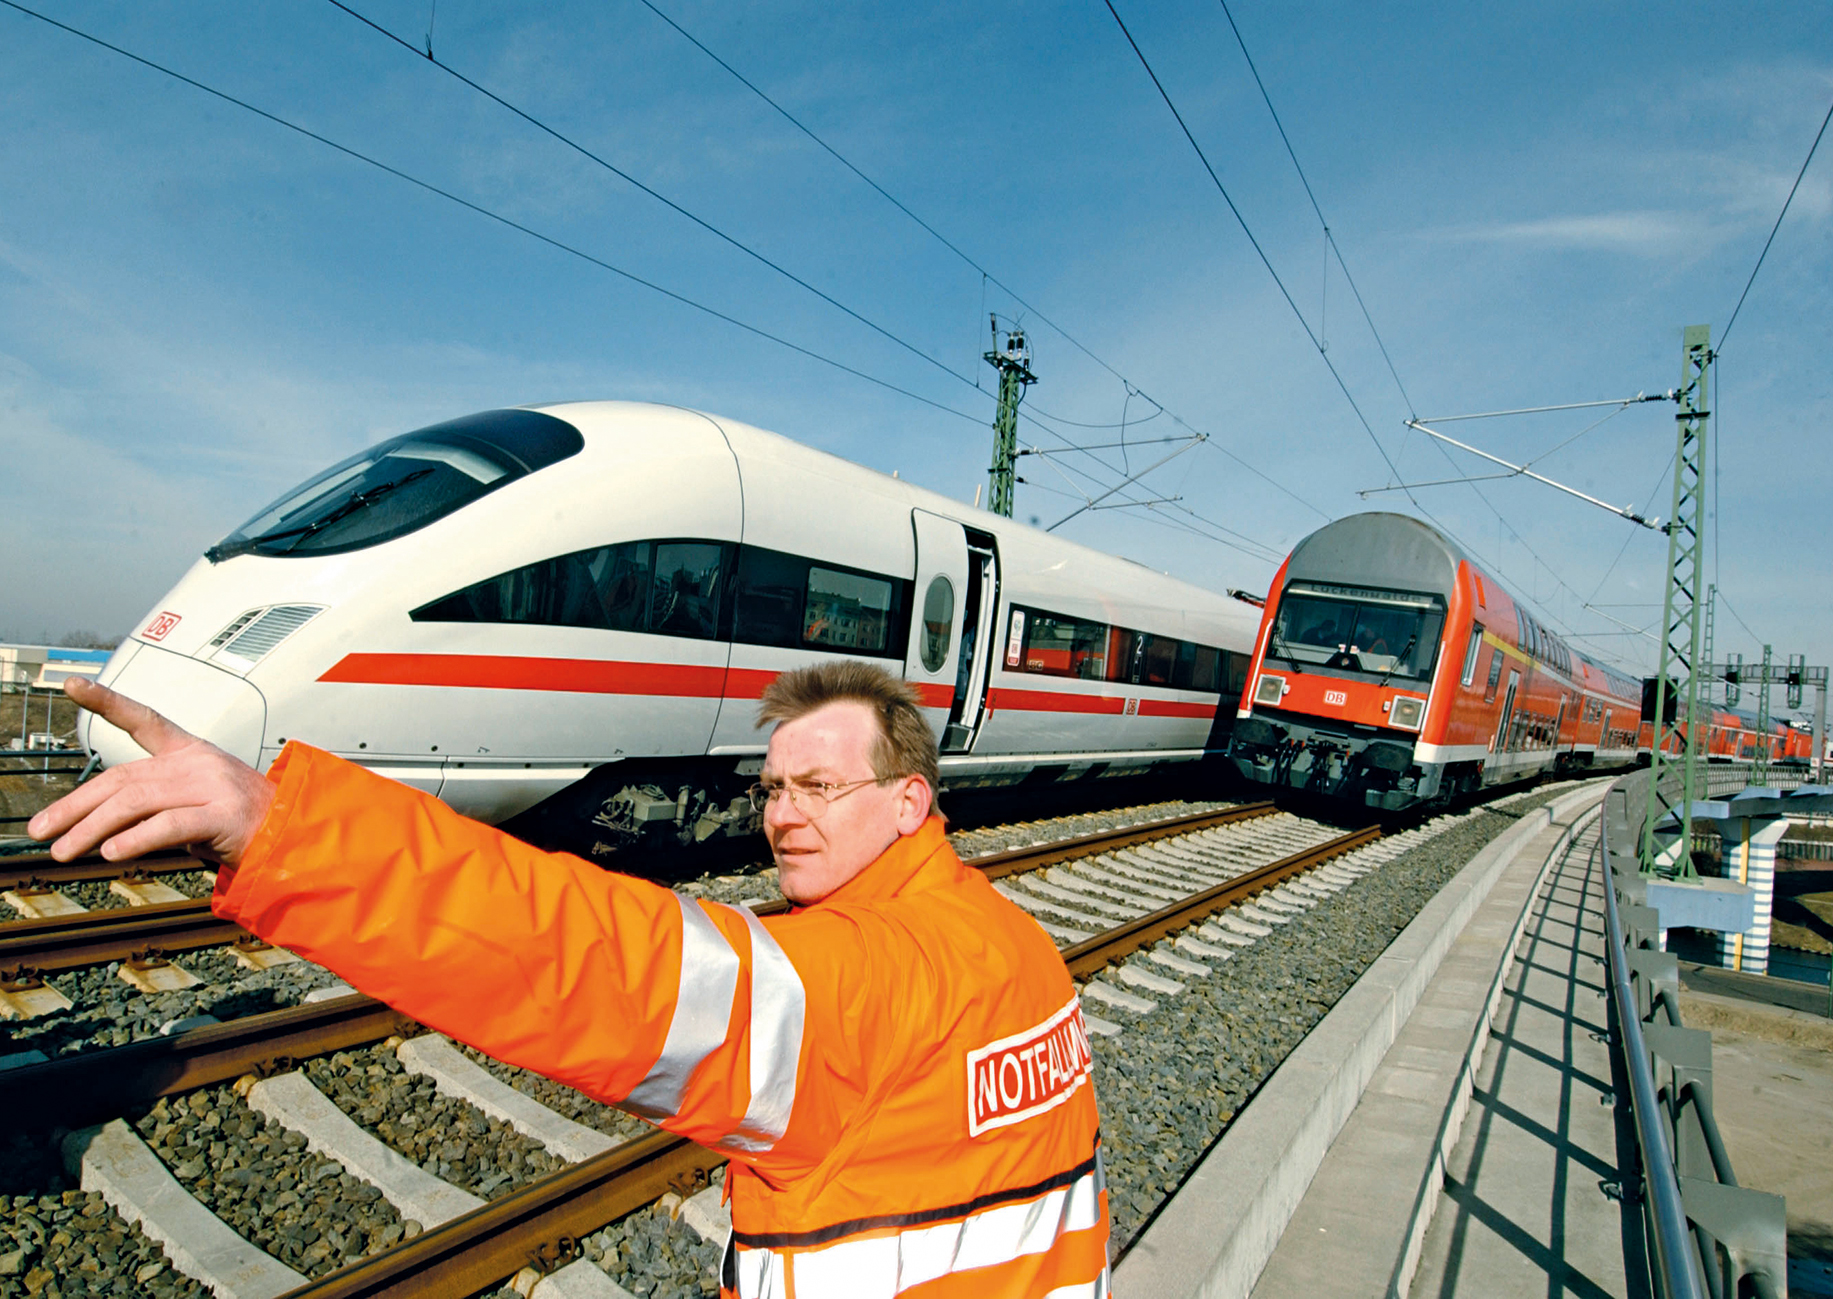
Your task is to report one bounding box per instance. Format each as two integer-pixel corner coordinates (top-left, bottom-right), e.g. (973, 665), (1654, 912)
(208, 409), (583, 561)
(1269, 582), (1445, 681)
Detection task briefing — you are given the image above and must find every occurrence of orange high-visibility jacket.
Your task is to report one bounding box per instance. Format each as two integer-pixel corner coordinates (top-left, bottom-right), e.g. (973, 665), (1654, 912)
(212, 745), (1111, 1298)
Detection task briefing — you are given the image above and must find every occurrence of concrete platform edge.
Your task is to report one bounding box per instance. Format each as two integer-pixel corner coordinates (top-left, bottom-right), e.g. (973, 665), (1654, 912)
(1387, 795), (1604, 1298)
(1114, 781), (1609, 1299)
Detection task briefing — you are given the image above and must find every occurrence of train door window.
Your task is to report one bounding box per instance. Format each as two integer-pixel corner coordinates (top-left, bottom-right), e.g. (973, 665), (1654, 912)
(1461, 625), (1484, 686)
(1497, 671), (1520, 751)
(919, 576), (954, 672)
(650, 543), (725, 639)
(804, 566), (895, 653)
(1484, 649), (1503, 702)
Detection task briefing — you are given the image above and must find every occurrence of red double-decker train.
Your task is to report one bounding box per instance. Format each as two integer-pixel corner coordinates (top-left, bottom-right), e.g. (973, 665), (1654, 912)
(1227, 513), (1810, 811)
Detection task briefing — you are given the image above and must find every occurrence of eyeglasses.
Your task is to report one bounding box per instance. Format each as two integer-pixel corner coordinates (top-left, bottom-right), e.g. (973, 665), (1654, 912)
(747, 776), (891, 819)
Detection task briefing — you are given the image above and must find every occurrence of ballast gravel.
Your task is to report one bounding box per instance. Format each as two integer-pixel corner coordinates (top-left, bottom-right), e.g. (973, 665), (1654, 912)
(132, 1086), (407, 1279)
(0, 1131), (206, 1299)
(458, 1045), (656, 1146)
(679, 799), (1239, 911)
(0, 869), (217, 920)
(1, 951), (345, 1059)
(1093, 790), (1573, 1251)
(303, 1045), (569, 1198)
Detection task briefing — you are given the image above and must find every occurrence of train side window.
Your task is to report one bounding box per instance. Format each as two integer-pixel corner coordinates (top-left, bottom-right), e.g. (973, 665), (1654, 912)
(1106, 627), (1140, 684)
(1462, 624), (1484, 686)
(731, 546), (807, 649)
(1188, 644), (1222, 693)
(1139, 634), (1178, 686)
(805, 566), (895, 654)
(650, 542), (726, 639)
(412, 538), (654, 631)
(1224, 651), (1250, 700)
(1017, 608), (1109, 679)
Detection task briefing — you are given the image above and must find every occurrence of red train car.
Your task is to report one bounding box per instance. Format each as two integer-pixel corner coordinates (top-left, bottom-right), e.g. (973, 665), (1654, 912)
(1228, 513), (1644, 809)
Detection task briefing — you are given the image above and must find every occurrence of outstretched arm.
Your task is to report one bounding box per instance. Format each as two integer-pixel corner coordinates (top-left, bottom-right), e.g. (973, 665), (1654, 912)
(26, 678), (274, 864)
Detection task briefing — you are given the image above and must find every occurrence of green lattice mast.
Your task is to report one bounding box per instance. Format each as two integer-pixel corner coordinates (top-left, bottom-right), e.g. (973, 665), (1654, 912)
(1642, 325), (1712, 877)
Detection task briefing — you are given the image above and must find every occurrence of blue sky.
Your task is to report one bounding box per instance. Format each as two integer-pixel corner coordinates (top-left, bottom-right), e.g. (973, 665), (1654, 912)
(1, 1), (1827, 710)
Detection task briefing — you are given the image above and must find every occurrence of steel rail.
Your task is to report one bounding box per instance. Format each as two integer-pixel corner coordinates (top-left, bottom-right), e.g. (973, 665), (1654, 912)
(747, 801), (1281, 918)
(0, 848), (202, 891)
(0, 897), (244, 977)
(276, 1130), (722, 1299)
(1061, 825), (1380, 977)
(0, 993), (419, 1130)
(1599, 818), (1707, 1299)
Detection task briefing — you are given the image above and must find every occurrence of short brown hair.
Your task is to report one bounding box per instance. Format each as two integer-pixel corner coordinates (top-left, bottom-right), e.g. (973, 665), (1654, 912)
(757, 661), (940, 796)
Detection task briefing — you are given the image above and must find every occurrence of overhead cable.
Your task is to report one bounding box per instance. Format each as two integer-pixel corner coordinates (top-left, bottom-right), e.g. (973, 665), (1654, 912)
(1213, 0), (1416, 418)
(1719, 91), (1833, 349)
(0, 0), (986, 426)
(633, 0), (1327, 524)
(323, 0), (977, 393)
(1101, 0), (1407, 490)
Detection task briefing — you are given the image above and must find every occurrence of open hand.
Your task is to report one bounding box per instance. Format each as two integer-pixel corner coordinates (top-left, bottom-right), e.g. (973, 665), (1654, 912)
(26, 678), (276, 864)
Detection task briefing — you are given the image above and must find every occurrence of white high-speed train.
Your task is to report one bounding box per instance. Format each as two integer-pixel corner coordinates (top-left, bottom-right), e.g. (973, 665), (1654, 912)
(85, 402), (1263, 860)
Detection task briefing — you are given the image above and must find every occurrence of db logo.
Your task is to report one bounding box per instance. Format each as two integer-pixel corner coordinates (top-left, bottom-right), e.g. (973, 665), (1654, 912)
(1124, 698), (1140, 716)
(142, 611), (182, 642)
(1324, 689), (1348, 706)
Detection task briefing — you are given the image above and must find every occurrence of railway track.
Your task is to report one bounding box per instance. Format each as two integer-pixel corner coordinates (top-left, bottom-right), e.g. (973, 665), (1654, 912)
(0, 789), (1576, 1296)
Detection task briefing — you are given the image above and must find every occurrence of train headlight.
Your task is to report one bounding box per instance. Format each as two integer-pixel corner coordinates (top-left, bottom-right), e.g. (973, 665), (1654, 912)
(1254, 674), (1287, 707)
(1388, 696), (1425, 731)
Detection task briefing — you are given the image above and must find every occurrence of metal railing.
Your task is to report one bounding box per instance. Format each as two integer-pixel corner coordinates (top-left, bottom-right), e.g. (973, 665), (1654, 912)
(1600, 770), (1790, 1299)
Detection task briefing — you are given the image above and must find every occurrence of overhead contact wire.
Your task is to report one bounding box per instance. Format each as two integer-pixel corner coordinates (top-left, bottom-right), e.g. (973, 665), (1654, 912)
(0, 0), (986, 427)
(636, 0), (1330, 524)
(1719, 91), (1833, 350)
(1101, 0), (1408, 492)
(323, 0), (980, 394)
(1214, 0), (1415, 417)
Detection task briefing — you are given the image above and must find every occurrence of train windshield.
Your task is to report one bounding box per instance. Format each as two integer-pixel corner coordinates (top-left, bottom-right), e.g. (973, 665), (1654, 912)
(208, 410), (583, 562)
(1267, 582), (1445, 682)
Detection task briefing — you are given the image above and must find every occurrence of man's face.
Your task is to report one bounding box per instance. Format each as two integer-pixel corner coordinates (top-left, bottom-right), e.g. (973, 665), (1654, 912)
(762, 701), (912, 905)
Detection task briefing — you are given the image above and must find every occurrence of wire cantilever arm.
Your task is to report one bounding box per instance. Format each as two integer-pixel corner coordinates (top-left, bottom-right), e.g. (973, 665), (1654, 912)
(1403, 420), (1664, 530)
(1046, 437), (1205, 532)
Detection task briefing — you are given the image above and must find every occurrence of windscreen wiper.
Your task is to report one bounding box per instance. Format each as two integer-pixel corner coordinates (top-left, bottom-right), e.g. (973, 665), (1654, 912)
(209, 468), (434, 561)
(1375, 635), (1418, 689)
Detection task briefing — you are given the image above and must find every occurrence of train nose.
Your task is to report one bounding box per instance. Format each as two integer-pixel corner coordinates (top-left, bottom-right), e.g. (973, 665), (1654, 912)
(82, 642), (269, 769)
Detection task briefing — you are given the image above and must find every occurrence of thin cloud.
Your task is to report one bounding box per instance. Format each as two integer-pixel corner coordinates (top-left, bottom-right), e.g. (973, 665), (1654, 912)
(1438, 210), (1707, 254)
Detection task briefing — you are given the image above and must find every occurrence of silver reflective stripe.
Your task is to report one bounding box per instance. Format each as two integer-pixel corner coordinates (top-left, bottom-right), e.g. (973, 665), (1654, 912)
(771, 1164), (1106, 1296)
(623, 894), (740, 1119)
(736, 1240), (789, 1298)
(718, 908), (806, 1153)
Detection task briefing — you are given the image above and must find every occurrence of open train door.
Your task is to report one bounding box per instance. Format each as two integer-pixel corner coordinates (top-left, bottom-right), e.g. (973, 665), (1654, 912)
(905, 510), (972, 744)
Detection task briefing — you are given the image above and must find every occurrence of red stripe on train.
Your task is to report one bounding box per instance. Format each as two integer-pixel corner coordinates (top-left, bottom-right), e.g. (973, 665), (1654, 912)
(319, 654), (728, 695)
(1138, 699), (1218, 720)
(988, 688), (1126, 715)
(317, 654), (958, 709)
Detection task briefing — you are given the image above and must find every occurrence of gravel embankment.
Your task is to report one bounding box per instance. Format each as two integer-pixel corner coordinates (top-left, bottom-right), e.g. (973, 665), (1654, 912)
(0, 1131), (206, 1299)
(303, 1045), (568, 1199)
(1096, 787), (1578, 1249)
(3, 951), (345, 1059)
(132, 1087), (406, 1278)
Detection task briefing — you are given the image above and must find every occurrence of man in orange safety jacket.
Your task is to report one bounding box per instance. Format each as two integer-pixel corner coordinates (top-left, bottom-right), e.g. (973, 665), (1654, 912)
(32, 663), (1111, 1298)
